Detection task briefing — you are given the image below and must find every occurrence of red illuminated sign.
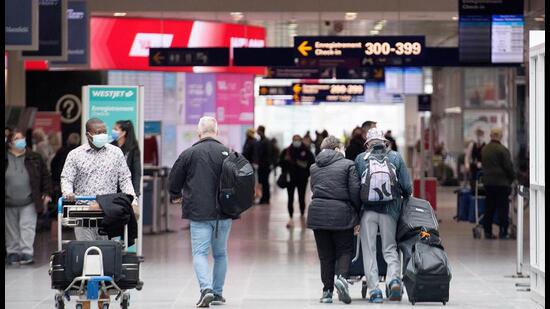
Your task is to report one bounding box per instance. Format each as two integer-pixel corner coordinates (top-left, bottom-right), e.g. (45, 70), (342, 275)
(91, 17), (266, 73)
(23, 17), (266, 73)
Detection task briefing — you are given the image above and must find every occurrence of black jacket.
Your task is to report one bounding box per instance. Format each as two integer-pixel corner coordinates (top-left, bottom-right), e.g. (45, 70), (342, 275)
(307, 150), (361, 230)
(50, 145), (78, 186)
(256, 136), (272, 168)
(242, 138), (258, 164)
(5, 149), (52, 213)
(279, 144), (315, 184)
(345, 136), (365, 161)
(97, 193), (137, 246)
(112, 142), (142, 196)
(168, 137), (231, 221)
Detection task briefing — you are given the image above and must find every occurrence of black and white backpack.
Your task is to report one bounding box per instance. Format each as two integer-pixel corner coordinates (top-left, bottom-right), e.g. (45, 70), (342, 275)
(360, 150), (399, 204)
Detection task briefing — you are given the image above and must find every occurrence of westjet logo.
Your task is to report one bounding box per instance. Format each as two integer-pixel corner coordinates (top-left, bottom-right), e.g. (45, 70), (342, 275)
(91, 90), (134, 99)
(129, 33), (174, 57)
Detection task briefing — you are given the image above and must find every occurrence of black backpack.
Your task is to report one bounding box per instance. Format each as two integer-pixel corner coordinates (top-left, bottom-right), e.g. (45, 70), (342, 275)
(218, 152), (255, 219)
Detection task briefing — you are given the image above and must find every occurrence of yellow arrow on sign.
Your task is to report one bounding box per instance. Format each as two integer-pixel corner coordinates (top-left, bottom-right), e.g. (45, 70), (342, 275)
(297, 41), (313, 56)
(152, 51), (165, 64)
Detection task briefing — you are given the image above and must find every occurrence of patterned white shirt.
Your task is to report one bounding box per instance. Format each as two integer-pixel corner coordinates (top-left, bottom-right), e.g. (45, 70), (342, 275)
(61, 143), (136, 199)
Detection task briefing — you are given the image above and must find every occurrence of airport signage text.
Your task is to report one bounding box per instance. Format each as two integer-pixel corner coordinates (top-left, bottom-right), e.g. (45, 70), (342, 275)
(149, 48), (230, 66)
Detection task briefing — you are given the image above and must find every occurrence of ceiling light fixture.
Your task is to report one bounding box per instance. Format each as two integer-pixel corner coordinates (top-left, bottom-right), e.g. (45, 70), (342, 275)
(374, 23), (383, 31)
(370, 30), (379, 35)
(113, 12), (127, 17)
(452, 16), (458, 20)
(534, 17), (544, 21)
(230, 12), (244, 21)
(345, 12), (358, 21)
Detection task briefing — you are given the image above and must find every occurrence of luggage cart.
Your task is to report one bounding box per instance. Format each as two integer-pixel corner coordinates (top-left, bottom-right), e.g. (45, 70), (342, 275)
(52, 196), (138, 309)
(472, 172), (484, 239)
(347, 235), (401, 300)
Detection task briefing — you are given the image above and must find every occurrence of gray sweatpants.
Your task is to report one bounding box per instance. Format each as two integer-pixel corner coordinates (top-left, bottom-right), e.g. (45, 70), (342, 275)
(360, 210), (400, 290)
(74, 227), (108, 241)
(5, 204), (37, 256)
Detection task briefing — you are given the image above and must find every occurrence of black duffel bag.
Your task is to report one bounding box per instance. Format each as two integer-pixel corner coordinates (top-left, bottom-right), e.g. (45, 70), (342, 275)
(397, 197), (439, 242)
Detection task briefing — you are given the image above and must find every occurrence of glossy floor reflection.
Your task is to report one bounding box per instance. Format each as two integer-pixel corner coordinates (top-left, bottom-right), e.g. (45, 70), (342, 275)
(5, 185), (540, 309)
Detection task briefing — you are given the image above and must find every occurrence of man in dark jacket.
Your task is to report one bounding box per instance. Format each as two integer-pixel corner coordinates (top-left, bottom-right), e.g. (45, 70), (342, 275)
(481, 128), (515, 239)
(5, 129), (52, 265)
(256, 125), (272, 204)
(307, 136), (361, 304)
(345, 127), (366, 161)
(169, 116), (231, 307)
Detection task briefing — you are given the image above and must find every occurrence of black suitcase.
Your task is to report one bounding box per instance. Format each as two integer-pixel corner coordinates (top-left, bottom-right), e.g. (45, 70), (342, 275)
(117, 252), (143, 290)
(403, 237), (451, 305)
(50, 240), (123, 290)
(346, 232), (387, 279)
(397, 197), (439, 242)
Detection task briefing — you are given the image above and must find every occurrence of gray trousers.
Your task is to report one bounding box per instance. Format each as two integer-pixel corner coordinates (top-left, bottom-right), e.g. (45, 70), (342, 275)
(360, 210), (400, 290)
(75, 227), (108, 241)
(5, 204), (37, 256)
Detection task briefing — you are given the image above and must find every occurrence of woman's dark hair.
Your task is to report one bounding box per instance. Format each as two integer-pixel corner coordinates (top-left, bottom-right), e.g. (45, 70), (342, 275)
(6, 128), (24, 149)
(115, 120), (138, 150)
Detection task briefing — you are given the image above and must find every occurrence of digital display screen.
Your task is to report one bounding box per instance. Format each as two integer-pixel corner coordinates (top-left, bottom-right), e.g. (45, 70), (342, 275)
(491, 15), (524, 63)
(403, 67), (423, 94)
(384, 67), (403, 94)
(459, 16), (492, 63)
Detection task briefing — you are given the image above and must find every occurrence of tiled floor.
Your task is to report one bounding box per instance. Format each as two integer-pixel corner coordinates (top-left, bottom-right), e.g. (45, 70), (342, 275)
(5, 185), (540, 309)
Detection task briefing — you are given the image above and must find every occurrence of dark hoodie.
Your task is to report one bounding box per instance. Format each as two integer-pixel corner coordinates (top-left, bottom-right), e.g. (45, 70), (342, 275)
(306, 149), (361, 230)
(345, 136), (366, 161)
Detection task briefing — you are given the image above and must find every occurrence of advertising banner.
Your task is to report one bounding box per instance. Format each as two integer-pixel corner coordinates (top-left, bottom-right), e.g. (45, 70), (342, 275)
(21, 0), (68, 60)
(216, 74), (254, 125)
(184, 74), (216, 124)
(91, 17), (265, 73)
(51, 0), (88, 67)
(33, 112), (62, 135)
(5, 0), (39, 50)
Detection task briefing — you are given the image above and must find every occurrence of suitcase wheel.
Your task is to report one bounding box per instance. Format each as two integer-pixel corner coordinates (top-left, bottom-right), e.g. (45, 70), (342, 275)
(473, 227), (482, 239)
(411, 301), (415, 305)
(54, 294), (64, 309)
(102, 303), (109, 309)
(75, 304), (82, 309)
(361, 282), (367, 299)
(443, 301), (447, 305)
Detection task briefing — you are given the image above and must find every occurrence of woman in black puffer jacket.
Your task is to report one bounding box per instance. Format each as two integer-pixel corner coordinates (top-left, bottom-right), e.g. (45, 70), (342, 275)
(307, 135), (361, 305)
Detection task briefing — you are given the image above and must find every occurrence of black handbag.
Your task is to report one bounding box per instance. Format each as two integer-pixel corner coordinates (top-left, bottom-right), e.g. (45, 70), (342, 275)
(277, 172), (288, 189)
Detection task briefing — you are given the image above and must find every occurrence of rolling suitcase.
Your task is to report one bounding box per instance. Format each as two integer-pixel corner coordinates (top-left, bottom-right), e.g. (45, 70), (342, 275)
(118, 252), (143, 290)
(397, 197), (439, 242)
(403, 233), (451, 305)
(455, 187), (471, 221)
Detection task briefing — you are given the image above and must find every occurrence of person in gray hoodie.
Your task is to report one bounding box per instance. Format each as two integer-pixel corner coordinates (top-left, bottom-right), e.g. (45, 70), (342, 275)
(307, 136), (361, 304)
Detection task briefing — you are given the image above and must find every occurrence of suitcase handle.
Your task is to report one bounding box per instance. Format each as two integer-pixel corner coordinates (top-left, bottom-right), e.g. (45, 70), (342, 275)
(351, 236), (361, 263)
(57, 196), (97, 213)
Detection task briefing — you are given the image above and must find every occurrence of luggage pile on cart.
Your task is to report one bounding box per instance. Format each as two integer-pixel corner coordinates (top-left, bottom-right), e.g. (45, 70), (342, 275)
(49, 196), (143, 309)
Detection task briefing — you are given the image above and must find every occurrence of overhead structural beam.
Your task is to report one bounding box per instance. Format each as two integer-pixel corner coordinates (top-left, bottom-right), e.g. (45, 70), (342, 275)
(88, 0), (457, 13)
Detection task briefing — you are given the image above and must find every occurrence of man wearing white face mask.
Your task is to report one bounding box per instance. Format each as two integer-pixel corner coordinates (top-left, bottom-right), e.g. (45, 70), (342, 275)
(61, 118), (138, 241)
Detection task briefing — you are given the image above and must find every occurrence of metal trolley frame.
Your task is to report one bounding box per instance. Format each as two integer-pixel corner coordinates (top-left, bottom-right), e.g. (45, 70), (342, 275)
(51, 196), (137, 309)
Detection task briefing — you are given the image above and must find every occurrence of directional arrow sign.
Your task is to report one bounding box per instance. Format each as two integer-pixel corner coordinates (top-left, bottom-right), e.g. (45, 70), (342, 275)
(297, 41), (313, 56)
(149, 48), (229, 66)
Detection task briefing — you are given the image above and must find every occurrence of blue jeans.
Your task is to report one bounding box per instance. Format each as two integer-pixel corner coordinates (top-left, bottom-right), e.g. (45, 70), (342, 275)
(190, 219), (232, 295)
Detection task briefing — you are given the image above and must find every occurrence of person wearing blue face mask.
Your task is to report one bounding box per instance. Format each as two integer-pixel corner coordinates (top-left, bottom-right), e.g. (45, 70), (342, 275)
(61, 118), (138, 241)
(111, 120), (141, 197)
(5, 129), (52, 266)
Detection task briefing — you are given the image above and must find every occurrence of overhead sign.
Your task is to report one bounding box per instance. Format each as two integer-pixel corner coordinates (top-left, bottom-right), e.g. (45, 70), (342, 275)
(294, 36), (425, 65)
(5, 0), (39, 50)
(458, 0), (524, 64)
(21, 0), (68, 60)
(144, 121), (162, 135)
(418, 95), (432, 111)
(149, 48), (229, 66)
(50, 0), (89, 67)
(292, 83), (364, 103)
(91, 17), (265, 73)
(265, 67), (385, 81)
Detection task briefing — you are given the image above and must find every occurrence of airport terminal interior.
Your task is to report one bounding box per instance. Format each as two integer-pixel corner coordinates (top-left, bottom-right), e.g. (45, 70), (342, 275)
(4, 0), (546, 308)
